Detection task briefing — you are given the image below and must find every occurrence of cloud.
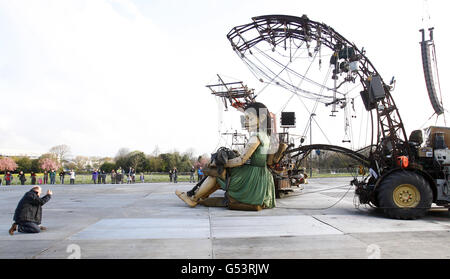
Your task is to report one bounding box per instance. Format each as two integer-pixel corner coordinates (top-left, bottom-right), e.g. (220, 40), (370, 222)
(0, 0), (214, 156)
(1, 0), (449, 158)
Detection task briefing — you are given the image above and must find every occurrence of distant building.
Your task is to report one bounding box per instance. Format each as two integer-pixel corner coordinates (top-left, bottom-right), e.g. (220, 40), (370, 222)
(0, 149), (42, 159)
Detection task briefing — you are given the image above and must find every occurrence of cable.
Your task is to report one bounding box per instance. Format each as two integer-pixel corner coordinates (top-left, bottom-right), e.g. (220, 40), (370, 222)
(239, 44), (343, 102)
(419, 112), (437, 130)
(254, 46), (346, 97)
(276, 183), (354, 210)
(278, 50), (321, 114)
(301, 66), (332, 139)
(229, 21), (376, 180)
(245, 52), (333, 101)
(254, 41), (306, 99)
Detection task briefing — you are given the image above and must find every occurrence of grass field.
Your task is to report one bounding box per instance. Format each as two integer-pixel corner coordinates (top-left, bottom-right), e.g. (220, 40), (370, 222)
(1, 173), (199, 186)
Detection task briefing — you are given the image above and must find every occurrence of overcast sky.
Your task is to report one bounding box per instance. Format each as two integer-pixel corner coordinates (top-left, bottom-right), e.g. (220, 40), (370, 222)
(0, 0), (448, 158)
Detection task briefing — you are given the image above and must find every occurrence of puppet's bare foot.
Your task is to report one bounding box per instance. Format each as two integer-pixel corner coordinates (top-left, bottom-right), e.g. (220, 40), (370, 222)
(175, 190), (198, 207)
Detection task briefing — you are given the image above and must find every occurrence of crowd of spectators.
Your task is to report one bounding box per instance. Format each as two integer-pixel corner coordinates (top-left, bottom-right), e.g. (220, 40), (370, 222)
(1, 166), (206, 185)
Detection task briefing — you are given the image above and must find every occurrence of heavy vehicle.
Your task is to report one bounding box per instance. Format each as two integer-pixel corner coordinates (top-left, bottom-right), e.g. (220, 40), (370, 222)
(221, 14), (449, 219)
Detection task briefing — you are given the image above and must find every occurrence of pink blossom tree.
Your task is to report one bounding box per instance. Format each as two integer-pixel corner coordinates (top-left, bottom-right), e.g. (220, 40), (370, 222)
(39, 158), (60, 171)
(0, 157), (18, 173)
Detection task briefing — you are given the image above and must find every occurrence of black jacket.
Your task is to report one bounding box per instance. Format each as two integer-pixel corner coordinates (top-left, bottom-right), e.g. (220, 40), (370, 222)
(19, 174), (26, 182)
(13, 190), (51, 224)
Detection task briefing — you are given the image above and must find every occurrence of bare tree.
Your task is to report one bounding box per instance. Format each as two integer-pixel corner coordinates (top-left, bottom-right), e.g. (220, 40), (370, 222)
(151, 146), (160, 157)
(49, 144), (71, 163)
(73, 156), (89, 172)
(128, 151), (147, 172)
(115, 147), (130, 160)
(88, 156), (104, 169)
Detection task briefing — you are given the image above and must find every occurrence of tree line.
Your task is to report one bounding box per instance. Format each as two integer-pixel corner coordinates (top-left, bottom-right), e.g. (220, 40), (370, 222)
(99, 149), (208, 173)
(1, 144), (364, 175)
(0, 145), (210, 174)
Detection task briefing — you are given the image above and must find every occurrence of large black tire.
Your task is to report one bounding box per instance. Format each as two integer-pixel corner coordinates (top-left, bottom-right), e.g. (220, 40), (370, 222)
(377, 171), (433, 220)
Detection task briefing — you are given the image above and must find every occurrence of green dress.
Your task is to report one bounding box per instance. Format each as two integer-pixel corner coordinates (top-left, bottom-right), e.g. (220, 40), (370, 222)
(217, 132), (276, 208)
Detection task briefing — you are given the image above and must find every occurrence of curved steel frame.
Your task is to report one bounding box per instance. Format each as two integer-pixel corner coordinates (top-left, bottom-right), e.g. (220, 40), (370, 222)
(227, 14), (412, 172)
(288, 144), (371, 168)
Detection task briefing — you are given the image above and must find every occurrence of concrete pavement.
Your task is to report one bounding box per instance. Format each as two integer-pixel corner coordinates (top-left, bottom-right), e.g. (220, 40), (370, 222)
(1, 177), (449, 259)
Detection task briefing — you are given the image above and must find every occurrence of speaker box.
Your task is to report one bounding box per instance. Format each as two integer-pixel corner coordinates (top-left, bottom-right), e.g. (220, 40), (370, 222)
(421, 41), (444, 115)
(360, 90), (376, 111)
(281, 112), (296, 127)
(369, 75), (386, 101)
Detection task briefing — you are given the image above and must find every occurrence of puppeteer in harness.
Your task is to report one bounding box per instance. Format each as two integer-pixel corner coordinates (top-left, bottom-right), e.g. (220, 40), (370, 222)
(175, 102), (277, 211)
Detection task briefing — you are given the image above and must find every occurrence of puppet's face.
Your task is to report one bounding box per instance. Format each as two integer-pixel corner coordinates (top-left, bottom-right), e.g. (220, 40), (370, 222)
(244, 109), (259, 133)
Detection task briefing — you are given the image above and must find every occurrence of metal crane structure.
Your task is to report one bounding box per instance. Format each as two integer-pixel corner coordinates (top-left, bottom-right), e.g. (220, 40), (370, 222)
(223, 14), (450, 219)
(206, 74), (256, 111)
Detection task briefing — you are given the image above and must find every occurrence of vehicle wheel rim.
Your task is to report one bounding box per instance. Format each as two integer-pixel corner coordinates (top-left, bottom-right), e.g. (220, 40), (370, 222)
(393, 184), (421, 208)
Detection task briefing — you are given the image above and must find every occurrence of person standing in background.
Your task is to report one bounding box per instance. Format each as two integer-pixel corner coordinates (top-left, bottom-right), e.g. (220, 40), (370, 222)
(97, 169), (102, 184)
(43, 171), (48, 184)
(111, 169), (116, 184)
(18, 171), (27, 185)
(189, 166), (195, 183)
(31, 172), (37, 185)
(59, 170), (65, 184)
(92, 170), (98, 184)
(131, 168), (136, 184)
(128, 167), (132, 184)
(69, 170), (76, 185)
(49, 170), (56, 185)
(173, 167), (178, 183)
(197, 167), (204, 182)
(101, 170), (106, 184)
(5, 172), (13, 185)
(116, 167), (122, 184)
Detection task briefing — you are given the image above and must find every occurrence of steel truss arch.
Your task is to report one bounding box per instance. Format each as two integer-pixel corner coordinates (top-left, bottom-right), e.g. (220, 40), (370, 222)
(227, 14), (412, 171)
(288, 144), (371, 168)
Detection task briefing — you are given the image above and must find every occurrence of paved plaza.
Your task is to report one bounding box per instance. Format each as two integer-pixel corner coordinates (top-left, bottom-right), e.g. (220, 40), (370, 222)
(1, 177), (449, 259)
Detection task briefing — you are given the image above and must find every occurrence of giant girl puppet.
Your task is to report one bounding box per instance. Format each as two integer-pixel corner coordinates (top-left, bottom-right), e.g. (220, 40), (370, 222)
(175, 102), (276, 211)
